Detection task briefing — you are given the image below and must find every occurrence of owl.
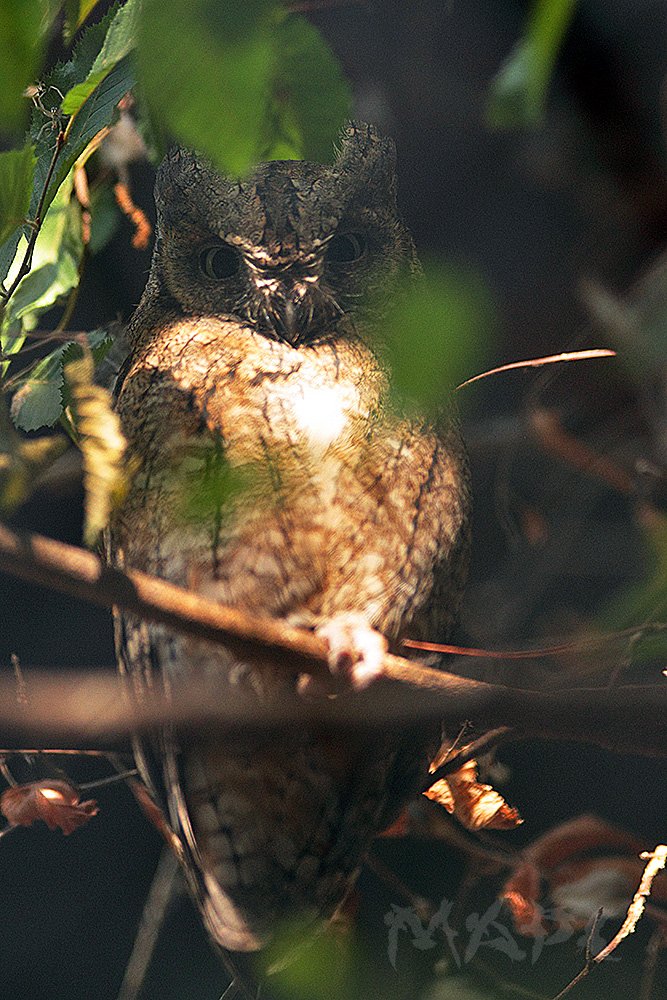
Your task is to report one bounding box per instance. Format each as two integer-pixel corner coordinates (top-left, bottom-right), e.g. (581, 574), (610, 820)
(110, 123), (470, 967)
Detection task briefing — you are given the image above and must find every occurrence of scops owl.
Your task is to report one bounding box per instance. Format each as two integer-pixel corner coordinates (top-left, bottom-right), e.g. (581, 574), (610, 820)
(110, 123), (470, 960)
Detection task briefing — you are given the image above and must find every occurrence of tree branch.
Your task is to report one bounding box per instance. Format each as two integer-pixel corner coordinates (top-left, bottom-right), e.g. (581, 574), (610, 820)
(0, 522), (665, 754)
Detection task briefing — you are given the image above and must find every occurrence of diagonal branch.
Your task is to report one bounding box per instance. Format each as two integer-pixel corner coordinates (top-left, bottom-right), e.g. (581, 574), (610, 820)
(0, 521), (665, 754)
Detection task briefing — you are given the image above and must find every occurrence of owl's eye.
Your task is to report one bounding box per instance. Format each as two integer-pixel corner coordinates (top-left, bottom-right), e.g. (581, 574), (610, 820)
(199, 244), (241, 280)
(325, 231), (367, 264)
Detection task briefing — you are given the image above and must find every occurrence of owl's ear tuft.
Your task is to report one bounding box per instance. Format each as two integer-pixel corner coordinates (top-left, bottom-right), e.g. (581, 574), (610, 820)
(335, 121), (397, 204)
(154, 147), (237, 228)
(155, 148), (204, 212)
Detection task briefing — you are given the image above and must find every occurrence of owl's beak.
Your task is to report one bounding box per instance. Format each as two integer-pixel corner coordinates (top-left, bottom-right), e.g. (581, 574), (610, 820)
(264, 282), (315, 346)
(278, 296), (300, 345)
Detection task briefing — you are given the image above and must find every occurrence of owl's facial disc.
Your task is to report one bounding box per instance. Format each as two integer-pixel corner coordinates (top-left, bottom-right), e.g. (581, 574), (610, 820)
(196, 236), (368, 347)
(150, 128), (413, 347)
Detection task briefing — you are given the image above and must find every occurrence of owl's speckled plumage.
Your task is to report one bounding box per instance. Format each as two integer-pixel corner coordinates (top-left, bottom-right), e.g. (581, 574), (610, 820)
(110, 123), (470, 956)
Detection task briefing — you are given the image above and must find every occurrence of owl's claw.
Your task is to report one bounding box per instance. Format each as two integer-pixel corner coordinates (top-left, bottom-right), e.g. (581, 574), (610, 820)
(298, 614), (387, 696)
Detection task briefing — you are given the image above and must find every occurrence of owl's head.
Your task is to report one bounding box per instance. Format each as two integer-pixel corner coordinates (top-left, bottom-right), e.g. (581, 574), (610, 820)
(141, 122), (414, 346)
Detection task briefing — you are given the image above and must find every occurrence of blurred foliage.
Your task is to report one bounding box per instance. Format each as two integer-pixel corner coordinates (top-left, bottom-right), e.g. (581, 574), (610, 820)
(173, 433), (262, 530)
(62, 343), (128, 546)
(0, 144), (36, 246)
(487, 0), (578, 128)
(262, 917), (358, 1000)
(138, 0), (351, 174)
(0, 0), (43, 133)
(0, 407), (67, 514)
(1, 172), (83, 362)
(382, 260), (494, 414)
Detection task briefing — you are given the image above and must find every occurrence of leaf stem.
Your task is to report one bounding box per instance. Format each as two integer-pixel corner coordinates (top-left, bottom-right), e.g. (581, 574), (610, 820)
(0, 129), (67, 308)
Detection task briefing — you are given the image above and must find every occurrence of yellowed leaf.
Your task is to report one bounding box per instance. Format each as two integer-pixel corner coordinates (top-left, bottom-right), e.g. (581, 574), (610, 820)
(64, 347), (128, 546)
(424, 759), (523, 831)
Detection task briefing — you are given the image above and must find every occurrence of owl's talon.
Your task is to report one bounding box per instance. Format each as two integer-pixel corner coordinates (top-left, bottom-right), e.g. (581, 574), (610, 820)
(314, 614), (387, 692)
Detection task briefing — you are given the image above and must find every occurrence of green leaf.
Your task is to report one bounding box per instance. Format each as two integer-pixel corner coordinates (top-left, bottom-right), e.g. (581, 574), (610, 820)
(61, 0), (138, 114)
(0, 145), (37, 246)
(381, 260), (494, 413)
(138, 0), (349, 175)
(139, 0), (274, 177)
(487, 0), (578, 129)
(10, 349), (67, 432)
(0, 1), (44, 131)
(25, 5), (136, 227)
(0, 230), (22, 288)
(63, 344), (128, 546)
(11, 328), (114, 432)
(264, 13), (351, 162)
(32, 54), (136, 221)
(2, 172), (83, 359)
(64, 0), (104, 40)
(60, 68), (110, 116)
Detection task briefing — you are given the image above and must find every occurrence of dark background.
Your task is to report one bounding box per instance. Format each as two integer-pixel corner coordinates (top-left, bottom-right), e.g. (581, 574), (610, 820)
(1, 2), (667, 998)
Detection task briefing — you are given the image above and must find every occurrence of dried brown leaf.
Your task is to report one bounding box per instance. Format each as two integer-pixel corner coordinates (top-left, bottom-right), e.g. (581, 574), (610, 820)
(423, 759), (523, 831)
(1, 779), (98, 834)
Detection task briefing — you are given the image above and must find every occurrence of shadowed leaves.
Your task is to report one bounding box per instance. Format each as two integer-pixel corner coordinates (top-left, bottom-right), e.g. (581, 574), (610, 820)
(63, 344), (128, 545)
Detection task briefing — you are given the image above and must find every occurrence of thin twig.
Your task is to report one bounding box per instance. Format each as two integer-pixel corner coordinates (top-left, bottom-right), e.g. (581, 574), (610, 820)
(424, 727), (514, 787)
(529, 406), (636, 497)
(78, 768), (138, 791)
(0, 131), (66, 306)
(553, 846), (667, 1000)
(456, 350), (616, 390)
(116, 846), (180, 1000)
(403, 624), (667, 660)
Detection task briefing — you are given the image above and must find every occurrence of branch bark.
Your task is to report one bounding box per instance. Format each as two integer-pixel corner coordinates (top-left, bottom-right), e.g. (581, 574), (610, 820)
(0, 522), (665, 755)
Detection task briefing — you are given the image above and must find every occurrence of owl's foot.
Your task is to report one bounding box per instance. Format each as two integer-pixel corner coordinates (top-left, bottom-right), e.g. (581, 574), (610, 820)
(299, 614), (387, 696)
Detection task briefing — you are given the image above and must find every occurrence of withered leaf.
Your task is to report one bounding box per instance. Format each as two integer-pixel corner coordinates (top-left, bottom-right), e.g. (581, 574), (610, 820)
(63, 346), (129, 547)
(423, 759), (523, 831)
(502, 860), (547, 935)
(1, 779), (98, 835)
(501, 815), (667, 937)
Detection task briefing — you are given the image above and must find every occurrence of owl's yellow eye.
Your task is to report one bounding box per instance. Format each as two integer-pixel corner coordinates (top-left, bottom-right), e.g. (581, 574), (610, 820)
(325, 231), (367, 264)
(199, 244), (241, 280)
